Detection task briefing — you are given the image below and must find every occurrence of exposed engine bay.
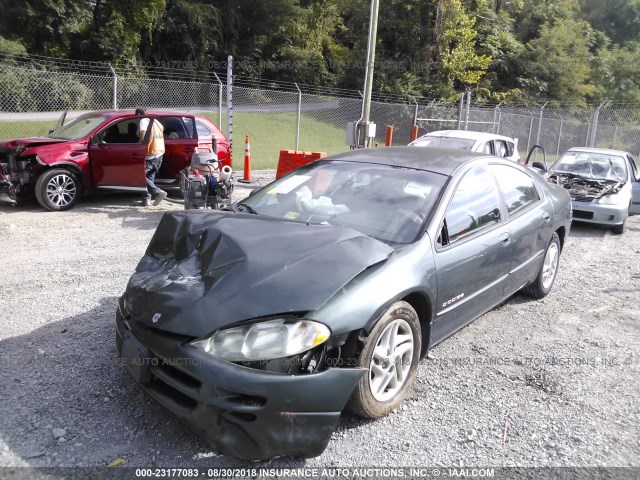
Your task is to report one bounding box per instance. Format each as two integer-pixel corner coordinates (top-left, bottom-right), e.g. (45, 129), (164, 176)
(547, 172), (623, 201)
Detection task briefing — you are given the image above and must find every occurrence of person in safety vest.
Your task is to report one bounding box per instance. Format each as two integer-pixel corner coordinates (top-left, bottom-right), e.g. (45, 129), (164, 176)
(136, 108), (167, 206)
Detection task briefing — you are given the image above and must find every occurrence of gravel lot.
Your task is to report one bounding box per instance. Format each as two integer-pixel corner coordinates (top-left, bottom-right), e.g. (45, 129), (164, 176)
(1, 170), (639, 469)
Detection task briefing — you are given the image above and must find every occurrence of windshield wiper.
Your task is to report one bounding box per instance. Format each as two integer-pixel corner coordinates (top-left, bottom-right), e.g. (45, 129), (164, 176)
(236, 202), (258, 214)
(606, 158), (624, 182)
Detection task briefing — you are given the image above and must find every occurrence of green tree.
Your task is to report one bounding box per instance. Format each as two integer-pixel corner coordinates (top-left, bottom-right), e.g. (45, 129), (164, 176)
(433, 0), (491, 97)
(593, 42), (640, 104)
(519, 20), (596, 106)
(0, 0), (90, 56)
(75, 0), (167, 65)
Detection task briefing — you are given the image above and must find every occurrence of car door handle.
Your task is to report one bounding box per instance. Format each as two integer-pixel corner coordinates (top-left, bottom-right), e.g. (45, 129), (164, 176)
(542, 212), (551, 222)
(498, 232), (510, 246)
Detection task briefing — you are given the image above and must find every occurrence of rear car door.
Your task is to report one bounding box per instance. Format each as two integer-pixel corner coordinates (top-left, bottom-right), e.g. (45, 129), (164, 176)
(490, 163), (551, 296)
(88, 117), (147, 188)
(431, 164), (512, 343)
(628, 155), (640, 215)
(155, 115), (197, 182)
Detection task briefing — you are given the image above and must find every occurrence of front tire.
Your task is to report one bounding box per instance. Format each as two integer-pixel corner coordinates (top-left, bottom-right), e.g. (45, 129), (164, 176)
(347, 301), (421, 418)
(522, 232), (561, 299)
(35, 169), (81, 211)
(611, 213), (627, 235)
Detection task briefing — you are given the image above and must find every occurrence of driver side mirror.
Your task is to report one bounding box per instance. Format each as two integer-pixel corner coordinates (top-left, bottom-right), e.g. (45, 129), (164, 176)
(531, 161), (547, 172)
(90, 134), (103, 146)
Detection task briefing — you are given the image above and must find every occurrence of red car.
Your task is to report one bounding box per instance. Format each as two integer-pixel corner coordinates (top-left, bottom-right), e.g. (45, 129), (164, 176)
(0, 110), (230, 211)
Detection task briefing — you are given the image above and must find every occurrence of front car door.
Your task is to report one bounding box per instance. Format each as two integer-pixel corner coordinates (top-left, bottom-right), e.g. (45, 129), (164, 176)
(490, 163), (552, 296)
(88, 117), (148, 189)
(430, 163), (512, 344)
(628, 155), (640, 215)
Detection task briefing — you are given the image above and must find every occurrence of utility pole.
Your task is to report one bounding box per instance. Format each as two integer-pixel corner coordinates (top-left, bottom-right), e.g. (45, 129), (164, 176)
(359, 0), (380, 148)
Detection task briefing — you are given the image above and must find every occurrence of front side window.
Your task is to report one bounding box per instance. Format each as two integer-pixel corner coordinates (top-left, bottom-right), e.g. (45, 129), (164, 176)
(444, 166), (501, 245)
(492, 165), (540, 216)
(100, 118), (141, 144)
(495, 140), (508, 158)
(478, 142), (493, 155)
(628, 155), (639, 181)
(238, 161), (447, 245)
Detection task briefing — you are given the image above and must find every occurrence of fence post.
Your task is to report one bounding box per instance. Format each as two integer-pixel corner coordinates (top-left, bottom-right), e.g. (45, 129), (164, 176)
(612, 125), (618, 149)
(526, 114), (534, 153)
(556, 117), (564, 157)
(589, 100), (606, 147)
(458, 93), (464, 129)
(295, 83), (302, 152)
(536, 101), (547, 147)
(413, 97), (419, 127)
(108, 63), (117, 109)
(226, 56), (233, 154)
(464, 91), (471, 131)
(492, 103), (501, 134)
(213, 72), (223, 129)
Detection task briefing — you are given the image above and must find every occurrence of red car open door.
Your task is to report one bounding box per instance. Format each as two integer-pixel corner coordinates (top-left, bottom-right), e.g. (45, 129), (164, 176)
(88, 117), (148, 189)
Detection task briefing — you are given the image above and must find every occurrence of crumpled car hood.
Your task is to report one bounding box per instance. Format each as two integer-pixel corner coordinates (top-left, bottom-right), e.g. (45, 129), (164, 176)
(0, 137), (67, 152)
(547, 171), (623, 201)
(122, 211), (394, 337)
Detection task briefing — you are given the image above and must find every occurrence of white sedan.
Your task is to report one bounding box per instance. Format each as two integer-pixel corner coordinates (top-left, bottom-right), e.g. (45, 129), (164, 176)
(410, 130), (520, 163)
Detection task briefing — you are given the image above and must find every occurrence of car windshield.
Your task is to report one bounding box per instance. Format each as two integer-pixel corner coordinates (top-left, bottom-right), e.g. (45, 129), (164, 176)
(411, 136), (477, 150)
(47, 114), (109, 140)
(237, 161), (447, 245)
(551, 151), (627, 181)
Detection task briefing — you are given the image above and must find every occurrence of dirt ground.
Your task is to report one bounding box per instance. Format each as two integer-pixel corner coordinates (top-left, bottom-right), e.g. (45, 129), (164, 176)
(0, 173), (639, 468)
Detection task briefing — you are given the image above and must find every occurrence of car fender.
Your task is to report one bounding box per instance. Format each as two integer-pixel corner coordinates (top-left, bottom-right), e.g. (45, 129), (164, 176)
(37, 161), (88, 189)
(309, 233), (437, 343)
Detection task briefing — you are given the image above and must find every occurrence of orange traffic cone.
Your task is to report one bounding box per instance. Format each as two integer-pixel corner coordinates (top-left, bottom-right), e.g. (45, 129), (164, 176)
(239, 135), (252, 183)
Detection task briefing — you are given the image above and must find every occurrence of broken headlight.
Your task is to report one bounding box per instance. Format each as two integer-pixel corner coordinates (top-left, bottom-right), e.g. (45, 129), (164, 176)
(597, 194), (625, 205)
(190, 318), (331, 362)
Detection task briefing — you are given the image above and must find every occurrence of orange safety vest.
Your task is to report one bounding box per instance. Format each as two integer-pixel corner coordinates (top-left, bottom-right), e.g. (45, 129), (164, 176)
(146, 119), (165, 156)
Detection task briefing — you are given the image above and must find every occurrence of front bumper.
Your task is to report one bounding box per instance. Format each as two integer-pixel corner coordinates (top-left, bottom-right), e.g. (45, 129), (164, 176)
(115, 310), (364, 460)
(571, 200), (627, 226)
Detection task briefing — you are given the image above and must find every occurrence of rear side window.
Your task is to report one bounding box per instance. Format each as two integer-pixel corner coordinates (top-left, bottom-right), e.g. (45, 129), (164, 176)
(444, 166), (501, 245)
(196, 120), (212, 138)
(158, 116), (188, 139)
(492, 165), (540, 216)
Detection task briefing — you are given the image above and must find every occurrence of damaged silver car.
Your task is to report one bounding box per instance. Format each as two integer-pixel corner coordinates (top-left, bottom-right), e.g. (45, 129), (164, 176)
(545, 148), (640, 234)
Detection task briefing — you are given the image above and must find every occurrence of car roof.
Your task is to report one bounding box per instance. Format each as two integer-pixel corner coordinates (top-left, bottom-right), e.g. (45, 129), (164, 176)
(84, 109), (201, 119)
(565, 147), (631, 157)
(420, 129), (515, 143)
(326, 146), (486, 175)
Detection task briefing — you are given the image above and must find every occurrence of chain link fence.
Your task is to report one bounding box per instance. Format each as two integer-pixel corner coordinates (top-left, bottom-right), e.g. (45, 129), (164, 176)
(3, 57), (640, 169)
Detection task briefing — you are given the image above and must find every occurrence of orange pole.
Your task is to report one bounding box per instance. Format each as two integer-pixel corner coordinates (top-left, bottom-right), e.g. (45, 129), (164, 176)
(385, 125), (394, 146)
(411, 125), (419, 142)
(239, 135), (252, 183)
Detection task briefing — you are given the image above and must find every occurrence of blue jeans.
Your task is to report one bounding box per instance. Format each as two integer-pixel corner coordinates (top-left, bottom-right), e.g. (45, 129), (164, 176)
(145, 155), (163, 200)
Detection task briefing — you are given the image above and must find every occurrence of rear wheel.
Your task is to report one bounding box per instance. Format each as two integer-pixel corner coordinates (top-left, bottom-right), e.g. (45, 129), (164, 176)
(347, 301), (421, 418)
(35, 169), (81, 211)
(522, 232), (561, 299)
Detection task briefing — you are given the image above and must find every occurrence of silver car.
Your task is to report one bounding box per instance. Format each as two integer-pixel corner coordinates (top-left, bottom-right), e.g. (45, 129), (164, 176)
(547, 148), (640, 234)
